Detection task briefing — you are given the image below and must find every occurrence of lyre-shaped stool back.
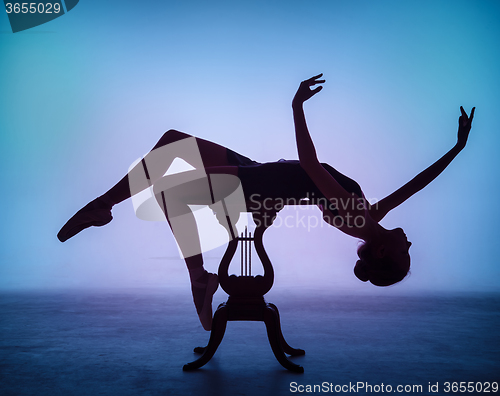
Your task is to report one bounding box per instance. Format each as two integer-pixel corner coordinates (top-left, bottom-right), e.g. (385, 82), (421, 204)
(218, 225), (273, 299)
(183, 206), (305, 372)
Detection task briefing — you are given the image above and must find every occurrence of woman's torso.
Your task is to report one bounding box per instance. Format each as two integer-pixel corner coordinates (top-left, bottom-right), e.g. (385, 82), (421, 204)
(226, 149), (363, 217)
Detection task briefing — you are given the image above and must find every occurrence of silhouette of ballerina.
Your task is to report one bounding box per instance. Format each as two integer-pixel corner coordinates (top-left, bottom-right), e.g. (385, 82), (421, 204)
(58, 74), (475, 331)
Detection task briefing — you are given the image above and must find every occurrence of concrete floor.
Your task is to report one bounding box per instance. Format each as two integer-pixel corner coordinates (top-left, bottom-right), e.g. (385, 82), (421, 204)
(1, 288), (499, 396)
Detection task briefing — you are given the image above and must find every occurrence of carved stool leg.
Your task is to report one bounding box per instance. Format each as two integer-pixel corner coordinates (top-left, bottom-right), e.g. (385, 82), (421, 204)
(263, 304), (304, 373)
(267, 303), (305, 357)
(183, 303), (228, 371)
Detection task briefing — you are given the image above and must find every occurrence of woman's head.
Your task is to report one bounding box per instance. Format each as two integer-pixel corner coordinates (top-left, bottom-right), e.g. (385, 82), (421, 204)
(355, 228), (411, 286)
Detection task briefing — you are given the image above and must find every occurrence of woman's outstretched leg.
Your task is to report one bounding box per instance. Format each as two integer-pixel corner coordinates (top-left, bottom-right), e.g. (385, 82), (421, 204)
(57, 130), (231, 242)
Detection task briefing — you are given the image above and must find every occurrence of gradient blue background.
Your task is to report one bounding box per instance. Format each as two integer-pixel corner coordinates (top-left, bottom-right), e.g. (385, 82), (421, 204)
(0, 0), (499, 293)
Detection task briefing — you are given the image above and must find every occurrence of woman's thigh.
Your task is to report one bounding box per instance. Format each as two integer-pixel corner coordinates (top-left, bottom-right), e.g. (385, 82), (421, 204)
(195, 137), (232, 168)
(152, 129), (232, 169)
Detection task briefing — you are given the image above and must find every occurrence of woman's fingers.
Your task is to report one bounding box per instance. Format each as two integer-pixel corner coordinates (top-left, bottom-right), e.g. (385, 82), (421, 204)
(458, 106), (475, 146)
(460, 106), (475, 122)
(306, 73), (325, 86)
(311, 86), (323, 94)
(460, 106), (467, 118)
(309, 73), (323, 80)
(293, 74), (325, 104)
(459, 106), (476, 127)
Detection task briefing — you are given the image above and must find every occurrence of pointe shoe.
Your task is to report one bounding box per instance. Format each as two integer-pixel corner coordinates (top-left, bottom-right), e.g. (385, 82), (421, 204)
(57, 198), (112, 242)
(191, 273), (219, 331)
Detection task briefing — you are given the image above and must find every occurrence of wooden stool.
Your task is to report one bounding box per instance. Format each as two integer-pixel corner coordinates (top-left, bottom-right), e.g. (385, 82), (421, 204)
(183, 206), (305, 372)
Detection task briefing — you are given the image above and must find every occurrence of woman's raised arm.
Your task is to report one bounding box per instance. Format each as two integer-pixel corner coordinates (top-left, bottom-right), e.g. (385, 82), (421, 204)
(293, 75), (362, 218)
(292, 74), (325, 168)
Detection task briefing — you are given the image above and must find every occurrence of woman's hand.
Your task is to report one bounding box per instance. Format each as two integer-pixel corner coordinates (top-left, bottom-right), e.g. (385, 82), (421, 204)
(457, 106), (475, 149)
(292, 74), (325, 107)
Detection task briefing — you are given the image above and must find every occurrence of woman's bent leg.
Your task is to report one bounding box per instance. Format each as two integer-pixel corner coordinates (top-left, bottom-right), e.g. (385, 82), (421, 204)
(156, 177), (226, 331)
(103, 129), (231, 206)
(58, 130), (233, 242)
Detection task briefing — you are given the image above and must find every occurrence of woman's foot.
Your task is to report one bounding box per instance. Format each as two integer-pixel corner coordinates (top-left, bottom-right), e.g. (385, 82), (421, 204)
(57, 198), (113, 242)
(191, 272), (219, 331)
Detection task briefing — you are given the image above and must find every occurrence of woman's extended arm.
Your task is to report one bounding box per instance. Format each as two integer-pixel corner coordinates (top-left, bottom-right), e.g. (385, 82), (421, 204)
(293, 75), (361, 217)
(371, 106), (475, 222)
